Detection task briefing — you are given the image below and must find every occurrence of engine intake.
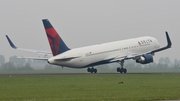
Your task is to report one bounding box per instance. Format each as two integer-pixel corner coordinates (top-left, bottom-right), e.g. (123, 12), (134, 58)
(136, 54), (153, 64)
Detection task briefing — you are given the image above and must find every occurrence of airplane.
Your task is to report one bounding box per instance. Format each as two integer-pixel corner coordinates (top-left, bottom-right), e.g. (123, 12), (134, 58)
(6, 19), (172, 73)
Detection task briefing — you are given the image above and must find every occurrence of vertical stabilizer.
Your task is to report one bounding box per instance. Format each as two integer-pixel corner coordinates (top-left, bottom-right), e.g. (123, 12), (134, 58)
(42, 19), (70, 56)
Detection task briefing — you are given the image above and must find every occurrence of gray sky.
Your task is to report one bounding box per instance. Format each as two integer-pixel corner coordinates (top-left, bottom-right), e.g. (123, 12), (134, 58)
(0, 0), (179, 62)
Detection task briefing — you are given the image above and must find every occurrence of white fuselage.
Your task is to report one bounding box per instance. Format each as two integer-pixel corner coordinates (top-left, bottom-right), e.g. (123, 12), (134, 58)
(48, 36), (160, 68)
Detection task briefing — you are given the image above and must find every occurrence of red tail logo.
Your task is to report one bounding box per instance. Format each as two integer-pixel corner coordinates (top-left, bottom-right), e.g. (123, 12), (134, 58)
(42, 19), (70, 56)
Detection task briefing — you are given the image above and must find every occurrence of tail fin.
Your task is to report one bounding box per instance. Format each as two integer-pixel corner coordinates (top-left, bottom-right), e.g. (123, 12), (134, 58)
(42, 19), (70, 56)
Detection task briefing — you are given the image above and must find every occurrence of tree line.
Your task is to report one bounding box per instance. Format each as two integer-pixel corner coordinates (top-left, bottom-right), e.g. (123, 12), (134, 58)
(0, 55), (33, 71)
(0, 55), (180, 71)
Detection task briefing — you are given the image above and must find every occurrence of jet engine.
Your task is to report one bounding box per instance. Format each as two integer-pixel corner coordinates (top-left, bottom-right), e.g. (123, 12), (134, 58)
(136, 54), (153, 64)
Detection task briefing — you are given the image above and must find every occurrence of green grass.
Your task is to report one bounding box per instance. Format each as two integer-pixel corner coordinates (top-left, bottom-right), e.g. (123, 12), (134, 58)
(0, 74), (180, 101)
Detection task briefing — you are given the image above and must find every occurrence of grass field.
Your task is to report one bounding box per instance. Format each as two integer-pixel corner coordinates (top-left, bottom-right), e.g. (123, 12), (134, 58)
(0, 74), (180, 101)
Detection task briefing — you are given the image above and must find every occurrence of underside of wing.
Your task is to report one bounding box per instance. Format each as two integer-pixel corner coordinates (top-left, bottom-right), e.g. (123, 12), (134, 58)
(110, 52), (142, 62)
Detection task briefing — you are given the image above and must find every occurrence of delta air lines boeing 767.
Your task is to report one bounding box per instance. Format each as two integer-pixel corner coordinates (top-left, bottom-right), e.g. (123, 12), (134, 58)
(6, 19), (172, 73)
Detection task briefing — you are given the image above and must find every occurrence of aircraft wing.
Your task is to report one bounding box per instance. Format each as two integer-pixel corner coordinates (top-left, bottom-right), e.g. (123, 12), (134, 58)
(110, 54), (137, 62)
(110, 52), (146, 62)
(110, 31), (172, 62)
(6, 35), (52, 55)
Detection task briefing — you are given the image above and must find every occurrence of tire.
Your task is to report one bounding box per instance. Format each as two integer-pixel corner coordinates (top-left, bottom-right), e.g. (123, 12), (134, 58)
(123, 68), (127, 73)
(119, 68), (123, 73)
(117, 68), (120, 72)
(90, 68), (94, 73)
(87, 68), (91, 72)
(94, 69), (97, 73)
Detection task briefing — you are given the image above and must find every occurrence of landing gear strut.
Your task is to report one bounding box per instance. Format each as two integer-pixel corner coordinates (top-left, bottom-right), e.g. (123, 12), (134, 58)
(116, 60), (127, 74)
(87, 67), (97, 73)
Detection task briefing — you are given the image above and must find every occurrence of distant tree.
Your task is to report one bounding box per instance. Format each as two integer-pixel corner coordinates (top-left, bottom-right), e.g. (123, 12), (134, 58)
(146, 62), (157, 69)
(17, 63), (33, 71)
(173, 59), (180, 68)
(157, 63), (168, 69)
(44, 64), (54, 70)
(1, 62), (16, 71)
(9, 56), (18, 63)
(24, 63), (33, 71)
(164, 57), (171, 67)
(159, 57), (164, 64)
(27, 59), (32, 64)
(9, 56), (26, 66)
(164, 57), (170, 63)
(0, 55), (5, 64)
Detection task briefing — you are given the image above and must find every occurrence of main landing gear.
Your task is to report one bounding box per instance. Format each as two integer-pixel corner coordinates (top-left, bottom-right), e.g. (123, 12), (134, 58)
(87, 67), (97, 73)
(117, 60), (127, 74)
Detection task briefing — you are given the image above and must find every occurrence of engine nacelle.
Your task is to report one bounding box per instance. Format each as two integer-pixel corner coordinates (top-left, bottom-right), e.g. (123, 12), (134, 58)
(136, 54), (153, 64)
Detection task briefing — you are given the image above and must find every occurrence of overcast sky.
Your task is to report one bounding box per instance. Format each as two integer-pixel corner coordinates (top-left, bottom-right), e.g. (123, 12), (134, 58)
(0, 0), (179, 62)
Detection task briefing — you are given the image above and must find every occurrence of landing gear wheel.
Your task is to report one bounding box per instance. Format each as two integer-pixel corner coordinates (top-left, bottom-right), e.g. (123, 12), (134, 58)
(90, 68), (94, 73)
(94, 69), (97, 73)
(123, 68), (127, 73)
(117, 68), (120, 72)
(87, 68), (91, 72)
(119, 68), (123, 73)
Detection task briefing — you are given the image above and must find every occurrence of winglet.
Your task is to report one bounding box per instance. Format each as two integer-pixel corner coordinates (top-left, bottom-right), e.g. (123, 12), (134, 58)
(5, 35), (17, 49)
(151, 31), (172, 53)
(165, 31), (172, 48)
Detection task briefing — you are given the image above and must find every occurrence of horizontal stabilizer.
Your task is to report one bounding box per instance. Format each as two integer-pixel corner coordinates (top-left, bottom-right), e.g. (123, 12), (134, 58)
(17, 56), (49, 61)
